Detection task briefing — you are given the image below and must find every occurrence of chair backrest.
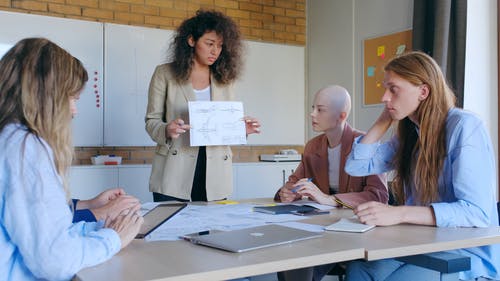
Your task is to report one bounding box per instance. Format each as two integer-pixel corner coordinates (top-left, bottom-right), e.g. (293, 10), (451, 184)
(497, 201), (499, 226)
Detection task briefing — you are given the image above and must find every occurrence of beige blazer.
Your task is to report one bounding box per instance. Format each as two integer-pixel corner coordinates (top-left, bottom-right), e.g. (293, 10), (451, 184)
(145, 63), (234, 200)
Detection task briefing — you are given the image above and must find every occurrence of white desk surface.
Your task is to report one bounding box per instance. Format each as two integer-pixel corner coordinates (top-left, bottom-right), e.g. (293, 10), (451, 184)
(75, 199), (500, 281)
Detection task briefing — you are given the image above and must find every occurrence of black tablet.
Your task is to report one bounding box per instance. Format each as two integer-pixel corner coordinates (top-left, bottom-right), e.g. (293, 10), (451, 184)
(135, 203), (187, 239)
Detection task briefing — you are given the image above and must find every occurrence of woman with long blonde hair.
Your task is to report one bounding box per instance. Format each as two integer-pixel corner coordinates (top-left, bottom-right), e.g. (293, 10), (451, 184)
(344, 51), (500, 281)
(0, 38), (143, 281)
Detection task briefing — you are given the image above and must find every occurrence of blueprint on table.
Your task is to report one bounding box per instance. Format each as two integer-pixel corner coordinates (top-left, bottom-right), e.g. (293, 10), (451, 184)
(145, 203), (310, 241)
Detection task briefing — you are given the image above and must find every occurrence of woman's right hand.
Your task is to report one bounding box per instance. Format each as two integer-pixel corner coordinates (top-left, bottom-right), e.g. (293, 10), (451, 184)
(105, 210), (144, 249)
(166, 118), (191, 139)
(278, 185), (301, 203)
(91, 196), (140, 221)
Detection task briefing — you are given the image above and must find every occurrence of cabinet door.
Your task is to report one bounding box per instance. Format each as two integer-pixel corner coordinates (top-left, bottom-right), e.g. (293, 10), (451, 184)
(118, 166), (153, 203)
(282, 162), (300, 184)
(231, 162), (299, 200)
(69, 167), (118, 200)
(0, 11), (104, 146)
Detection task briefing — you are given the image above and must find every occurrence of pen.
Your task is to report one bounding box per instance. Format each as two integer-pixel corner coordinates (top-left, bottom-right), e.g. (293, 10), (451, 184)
(291, 177), (313, 193)
(333, 195), (354, 210)
(181, 230), (210, 241)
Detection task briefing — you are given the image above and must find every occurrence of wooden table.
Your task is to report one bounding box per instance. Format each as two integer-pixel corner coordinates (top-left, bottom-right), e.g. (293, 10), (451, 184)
(75, 199), (500, 281)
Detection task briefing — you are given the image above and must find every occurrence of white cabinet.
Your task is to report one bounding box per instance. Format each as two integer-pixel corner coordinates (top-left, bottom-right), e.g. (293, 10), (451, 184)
(70, 165), (152, 203)
(69, 167), (117, 200)
(70, 162), (299, 202)
(117, 166), (154, 203)
(231, 162), (299, 200)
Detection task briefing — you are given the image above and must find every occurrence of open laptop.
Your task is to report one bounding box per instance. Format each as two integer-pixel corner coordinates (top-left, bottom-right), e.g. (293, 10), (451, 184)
(184, 224), (322, 253)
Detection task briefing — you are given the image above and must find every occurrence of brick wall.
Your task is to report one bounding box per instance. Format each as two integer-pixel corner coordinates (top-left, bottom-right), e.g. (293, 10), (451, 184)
(75, 145), (305, 165)
(0, 0), (306, 164)
(0, 0), (306, 45)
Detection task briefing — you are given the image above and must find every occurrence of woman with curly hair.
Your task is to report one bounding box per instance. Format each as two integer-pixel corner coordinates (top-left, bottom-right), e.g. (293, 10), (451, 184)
(344, 51), (500, 281)
(146, 10), (260, 202)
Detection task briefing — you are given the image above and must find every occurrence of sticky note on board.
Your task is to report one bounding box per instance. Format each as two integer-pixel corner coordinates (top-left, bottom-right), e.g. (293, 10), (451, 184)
(377, 46), (385, 57)
(367, 66), (375, 77)
(396, 44), (406, 55)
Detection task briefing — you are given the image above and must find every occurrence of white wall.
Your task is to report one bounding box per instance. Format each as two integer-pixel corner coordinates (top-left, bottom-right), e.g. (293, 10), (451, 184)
(352, 0), (414, 131)
(463, 0), (498, 184)
(306, 0), (355, 138)
(307, 0), (413, 137)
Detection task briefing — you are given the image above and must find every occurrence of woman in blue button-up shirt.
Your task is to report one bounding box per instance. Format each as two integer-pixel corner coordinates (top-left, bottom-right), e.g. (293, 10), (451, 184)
(344, 51), (500, 281)
(0, 38), (143, 281)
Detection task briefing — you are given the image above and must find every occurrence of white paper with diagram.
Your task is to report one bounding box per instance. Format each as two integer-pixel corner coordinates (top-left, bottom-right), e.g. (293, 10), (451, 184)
(188, 101), (247, 146)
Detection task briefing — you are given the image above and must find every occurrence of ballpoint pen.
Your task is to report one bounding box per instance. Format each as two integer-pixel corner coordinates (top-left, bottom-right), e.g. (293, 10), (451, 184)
(291, 177), (313, 193)
(333, 195), (354, 210)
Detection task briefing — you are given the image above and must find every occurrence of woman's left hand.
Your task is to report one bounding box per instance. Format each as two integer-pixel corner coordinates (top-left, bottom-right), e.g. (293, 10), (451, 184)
(77, 188), (126, 210)
(243, 116), (261, 135)
(354, 201), (402, 226)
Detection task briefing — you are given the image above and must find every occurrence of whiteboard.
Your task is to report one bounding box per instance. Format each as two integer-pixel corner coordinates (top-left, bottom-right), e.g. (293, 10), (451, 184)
(0, 11), (104, 146)
(104, 23), (305, 146)
(235, 41), (305, 145)
(104, 23), (173, 146)
(0, 12), (306, 146)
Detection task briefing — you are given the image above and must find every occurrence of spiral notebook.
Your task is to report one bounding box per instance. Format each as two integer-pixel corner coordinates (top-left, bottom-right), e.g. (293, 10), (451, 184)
(324, 217), (375, 233)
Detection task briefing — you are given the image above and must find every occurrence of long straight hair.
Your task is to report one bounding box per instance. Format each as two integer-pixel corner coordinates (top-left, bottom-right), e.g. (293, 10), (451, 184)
(0, 38), (88, 198)
(386, 51), (456, 205)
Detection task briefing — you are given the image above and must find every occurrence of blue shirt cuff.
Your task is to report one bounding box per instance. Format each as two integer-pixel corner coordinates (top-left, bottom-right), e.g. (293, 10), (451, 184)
(352, 136), (379, 159)
(73, 208), (97, 223)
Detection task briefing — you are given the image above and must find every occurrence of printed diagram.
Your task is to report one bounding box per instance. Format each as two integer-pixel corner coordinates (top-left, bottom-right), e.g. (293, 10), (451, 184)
(188, 101), (247, 146)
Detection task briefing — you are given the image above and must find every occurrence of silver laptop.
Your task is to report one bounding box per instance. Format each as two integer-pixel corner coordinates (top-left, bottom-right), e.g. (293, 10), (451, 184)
(185, 224), (322, 253)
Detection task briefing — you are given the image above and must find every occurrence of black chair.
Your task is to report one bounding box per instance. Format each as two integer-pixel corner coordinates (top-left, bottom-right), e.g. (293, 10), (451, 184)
(497, 201), (500, 225)
(326, 263), (345, 281)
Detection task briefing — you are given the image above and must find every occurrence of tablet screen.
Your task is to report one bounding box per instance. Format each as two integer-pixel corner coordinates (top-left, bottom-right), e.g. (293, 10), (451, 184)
(136, 203), (187, 239)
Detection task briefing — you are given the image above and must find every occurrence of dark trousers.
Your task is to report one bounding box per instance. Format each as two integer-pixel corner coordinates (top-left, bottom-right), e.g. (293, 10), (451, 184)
(153, 146), (207, 202)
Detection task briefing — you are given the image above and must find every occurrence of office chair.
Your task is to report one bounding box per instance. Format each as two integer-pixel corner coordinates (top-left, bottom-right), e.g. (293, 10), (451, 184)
(497, 201), (499, 225)
(326, 263), (345, 281)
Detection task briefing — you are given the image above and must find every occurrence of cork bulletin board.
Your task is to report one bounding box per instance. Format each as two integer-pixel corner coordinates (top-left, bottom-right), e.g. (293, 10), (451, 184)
(363, 29), (412, 106)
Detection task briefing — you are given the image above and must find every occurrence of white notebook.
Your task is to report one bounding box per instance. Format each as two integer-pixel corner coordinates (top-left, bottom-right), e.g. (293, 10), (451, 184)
(324, 217), (375, 233)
